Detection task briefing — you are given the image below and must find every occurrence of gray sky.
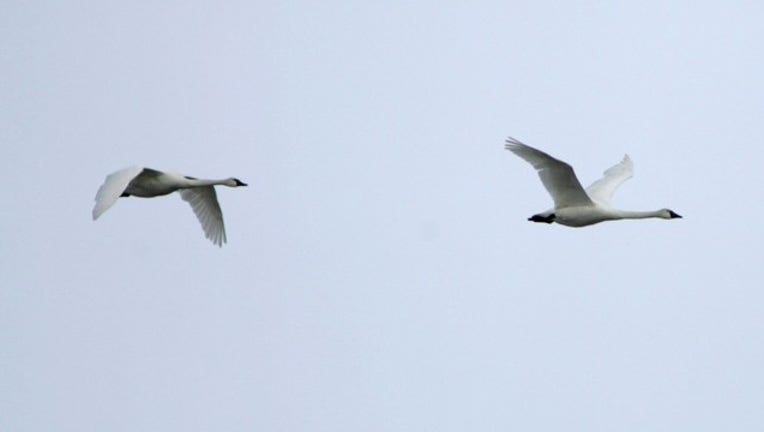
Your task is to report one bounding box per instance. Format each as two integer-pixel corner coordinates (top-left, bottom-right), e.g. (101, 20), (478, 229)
(3, 1), (764, 431)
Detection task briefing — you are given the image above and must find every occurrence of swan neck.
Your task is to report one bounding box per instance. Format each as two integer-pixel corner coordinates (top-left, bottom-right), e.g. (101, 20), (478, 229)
(186, 178), (228, 187)
(614, 209), (665, 219)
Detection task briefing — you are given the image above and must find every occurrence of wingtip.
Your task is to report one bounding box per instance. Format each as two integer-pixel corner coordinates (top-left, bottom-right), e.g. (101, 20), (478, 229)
(622, 154), (634, 169)
(504, 136), (524, 152)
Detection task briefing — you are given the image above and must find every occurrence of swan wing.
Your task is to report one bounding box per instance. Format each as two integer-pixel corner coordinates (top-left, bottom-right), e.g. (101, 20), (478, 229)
(585, 154), (633, 204)
(504, 137), (593, 208)
(178, 187), (227, 247)
(92, 166), (145, 220)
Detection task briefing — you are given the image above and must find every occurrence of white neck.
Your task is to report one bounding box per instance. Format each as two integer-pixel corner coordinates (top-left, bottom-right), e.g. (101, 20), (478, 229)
(612, 209), (667, 220)
(184, 178), (231, 187)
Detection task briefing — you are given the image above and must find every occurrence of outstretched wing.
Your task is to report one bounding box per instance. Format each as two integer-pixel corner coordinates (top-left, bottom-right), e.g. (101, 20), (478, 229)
(178, 187), (227, 247)
(504, 137), (593, 208)
(585, 154), (633, 204)
(92, 166), (144, 220)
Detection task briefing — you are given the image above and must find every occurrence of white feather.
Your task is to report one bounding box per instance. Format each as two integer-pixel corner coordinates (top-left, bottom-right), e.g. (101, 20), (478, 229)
(92, 167), (246, 246)
(505, 137), (681, 227)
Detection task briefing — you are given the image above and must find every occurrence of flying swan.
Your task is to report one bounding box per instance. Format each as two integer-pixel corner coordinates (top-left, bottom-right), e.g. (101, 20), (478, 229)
(505, 137), (681, 227)
(93, 167), (247, 246)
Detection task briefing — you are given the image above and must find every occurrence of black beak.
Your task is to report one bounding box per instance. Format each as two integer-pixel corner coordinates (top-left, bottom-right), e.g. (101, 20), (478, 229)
(234, 179), (248, 187)
(668, 210), (682, 219)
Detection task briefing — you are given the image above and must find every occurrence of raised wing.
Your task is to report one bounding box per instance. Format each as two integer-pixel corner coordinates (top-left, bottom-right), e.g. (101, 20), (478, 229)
(504, 137), (593, 208)
(178, 187), (227, 247)
(92, 166), (144, 220)
(585, 154), (633, 204)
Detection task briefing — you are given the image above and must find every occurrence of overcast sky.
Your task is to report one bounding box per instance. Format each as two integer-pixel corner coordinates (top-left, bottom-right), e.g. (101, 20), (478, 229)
(3, 1), (764, 431)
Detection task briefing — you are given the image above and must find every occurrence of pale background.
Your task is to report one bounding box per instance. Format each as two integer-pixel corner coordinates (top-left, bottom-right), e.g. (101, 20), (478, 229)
(2, 1), (764, 431)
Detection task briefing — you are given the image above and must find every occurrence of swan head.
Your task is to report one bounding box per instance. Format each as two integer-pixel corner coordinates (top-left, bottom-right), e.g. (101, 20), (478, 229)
(661, 209), (682, 219)
(528, 213), (556, 224)
(226, 178), (248, 187)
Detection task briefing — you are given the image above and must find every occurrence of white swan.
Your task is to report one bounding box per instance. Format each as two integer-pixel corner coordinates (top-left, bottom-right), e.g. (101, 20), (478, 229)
(504, 137), (681, 227)
(93, 166), (247, 246)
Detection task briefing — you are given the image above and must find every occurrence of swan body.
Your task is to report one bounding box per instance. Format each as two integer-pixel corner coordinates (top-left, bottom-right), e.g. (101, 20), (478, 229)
(93, 166), (247, 246)
(505, 137), (681, 227)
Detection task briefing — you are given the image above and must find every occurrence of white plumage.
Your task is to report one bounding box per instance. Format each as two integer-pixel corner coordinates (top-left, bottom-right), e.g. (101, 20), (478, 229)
(505, 137), (681, 227)
(93, 167), (247, 246)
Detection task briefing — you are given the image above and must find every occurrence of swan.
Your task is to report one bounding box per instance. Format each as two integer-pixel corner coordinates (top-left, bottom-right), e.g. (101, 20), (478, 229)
(504, 137), (681, 227)
(93, 166), (247, 246)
